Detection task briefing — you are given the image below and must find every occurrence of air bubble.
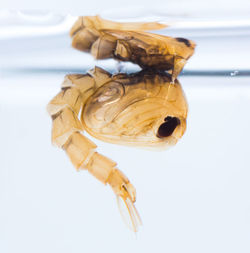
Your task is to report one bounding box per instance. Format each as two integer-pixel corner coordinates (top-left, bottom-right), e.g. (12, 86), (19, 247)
(230, 70), (239, 76)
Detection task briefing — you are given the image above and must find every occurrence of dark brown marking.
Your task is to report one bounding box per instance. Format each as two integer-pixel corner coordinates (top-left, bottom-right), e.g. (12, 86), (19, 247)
(51, 110), (63, 120)
(61, 87), (71, 97)
(157, 116), (180, 138)
(74, 94), (81, 107)
(114, 70), (172, 86)
(62, 135), (73, 150)
(175, 37), (191, 47)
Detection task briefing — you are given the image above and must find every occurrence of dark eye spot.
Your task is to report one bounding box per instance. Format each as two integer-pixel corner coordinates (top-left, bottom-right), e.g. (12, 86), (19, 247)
(157, 116), (180, 138)
(164, 116), (174, 121)
(175, 37), (191, 47)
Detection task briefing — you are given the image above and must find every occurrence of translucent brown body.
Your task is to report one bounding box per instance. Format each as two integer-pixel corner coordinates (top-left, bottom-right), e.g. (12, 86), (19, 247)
(47, 67), (188, 231)
(70, 16), (196, 81)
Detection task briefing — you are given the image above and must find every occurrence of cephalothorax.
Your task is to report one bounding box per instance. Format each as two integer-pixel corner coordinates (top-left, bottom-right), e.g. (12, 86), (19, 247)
(70, 16), (196, 82)
(47, 67), (188, 231)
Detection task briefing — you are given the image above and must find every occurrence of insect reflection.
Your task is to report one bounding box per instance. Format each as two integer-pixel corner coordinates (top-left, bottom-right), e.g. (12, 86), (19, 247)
(70, 16), (195, 82)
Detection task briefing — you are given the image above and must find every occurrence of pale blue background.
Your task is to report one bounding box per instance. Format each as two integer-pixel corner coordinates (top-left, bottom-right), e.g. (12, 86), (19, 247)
(1, 1), (250, 252)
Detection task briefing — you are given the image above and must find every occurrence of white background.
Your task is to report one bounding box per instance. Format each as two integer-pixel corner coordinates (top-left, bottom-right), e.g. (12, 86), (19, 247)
(1, 0), (250, 16)
(1, 75), (250, 253)
(1, 1), (250, 253)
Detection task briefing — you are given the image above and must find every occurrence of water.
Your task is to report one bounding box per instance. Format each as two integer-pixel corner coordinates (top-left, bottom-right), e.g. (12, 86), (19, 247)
(1, 11), (250, 253)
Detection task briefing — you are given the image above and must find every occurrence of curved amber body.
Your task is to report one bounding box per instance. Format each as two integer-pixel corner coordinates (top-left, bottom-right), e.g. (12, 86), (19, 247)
(82, 70), (188, 148)
(48, 15), (193, 233)
(47, 67), (188, 232)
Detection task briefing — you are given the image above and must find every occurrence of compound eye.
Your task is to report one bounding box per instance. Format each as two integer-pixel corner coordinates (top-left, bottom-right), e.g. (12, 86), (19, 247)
(157, 116), (180, 138)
